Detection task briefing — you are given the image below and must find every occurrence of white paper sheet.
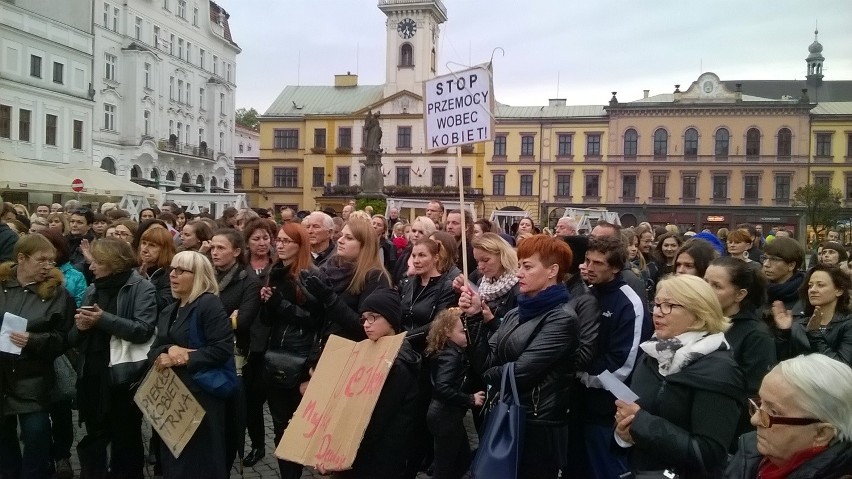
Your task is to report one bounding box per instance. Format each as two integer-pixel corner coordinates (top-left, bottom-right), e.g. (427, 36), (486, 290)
(0, 312), (28, 355)
(598, 369), (639, 402)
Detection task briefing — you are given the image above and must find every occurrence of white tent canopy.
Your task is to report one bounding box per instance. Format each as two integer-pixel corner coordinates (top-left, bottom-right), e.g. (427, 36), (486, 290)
(385, 197), (477, 223)
(561, 207), (621, 232)
(0, 158), (71, 192)
(163, 192), (248, 218)
(489, 210), (531, 234)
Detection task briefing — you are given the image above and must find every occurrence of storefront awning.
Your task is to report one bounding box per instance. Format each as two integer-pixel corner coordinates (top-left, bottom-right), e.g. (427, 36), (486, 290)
(52, 165), (160, 199)
(0, 158), (73, 192)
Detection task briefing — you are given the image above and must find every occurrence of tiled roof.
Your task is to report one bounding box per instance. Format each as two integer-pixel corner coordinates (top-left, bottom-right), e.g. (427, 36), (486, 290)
(810, 101), (852, 115)
(263, 85), (385, 117)
(723, 80), (852, 102)
(495, 104), (606, 119)
(209, 1), (238, 48)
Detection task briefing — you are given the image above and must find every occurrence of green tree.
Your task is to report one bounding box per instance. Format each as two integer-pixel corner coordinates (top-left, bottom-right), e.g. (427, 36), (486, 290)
(793, 183), (842, 243)
(235, 107), (259, 130)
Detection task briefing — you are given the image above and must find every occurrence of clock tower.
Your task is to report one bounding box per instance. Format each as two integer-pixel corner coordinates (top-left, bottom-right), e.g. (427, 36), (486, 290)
(378, 0), (447, 96)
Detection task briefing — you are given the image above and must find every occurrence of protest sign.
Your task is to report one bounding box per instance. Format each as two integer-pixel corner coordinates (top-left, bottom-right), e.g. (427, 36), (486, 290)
(276, 333), (406, 470)
(424, 64), (494, 151)
(133, 366), (205, 458)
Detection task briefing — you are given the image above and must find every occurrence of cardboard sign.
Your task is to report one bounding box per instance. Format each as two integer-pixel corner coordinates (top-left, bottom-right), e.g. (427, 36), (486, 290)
(424, 64), (495, 151)
(133, 366), (205, 458)
(276, 333), (407, 470)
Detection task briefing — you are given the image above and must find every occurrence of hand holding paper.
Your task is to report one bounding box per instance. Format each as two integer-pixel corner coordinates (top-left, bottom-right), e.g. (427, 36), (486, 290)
(1, 313), (29, 355)
(598, 370), (639, 402)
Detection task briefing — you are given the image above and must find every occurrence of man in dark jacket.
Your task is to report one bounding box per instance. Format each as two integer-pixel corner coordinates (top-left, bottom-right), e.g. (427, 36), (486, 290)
(762, 237), (806, 311)
(579, 235), (652, 479)
(591, 221), (648, 311)
(444, 210), (477, 278)
(304, 212), (336, 267)
(66, 208), (95, 283)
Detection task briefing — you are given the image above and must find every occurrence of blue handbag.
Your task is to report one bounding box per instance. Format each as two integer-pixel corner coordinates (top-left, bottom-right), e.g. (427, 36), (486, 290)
(187, 309), (239, 399)
(470, 362), (525, 479)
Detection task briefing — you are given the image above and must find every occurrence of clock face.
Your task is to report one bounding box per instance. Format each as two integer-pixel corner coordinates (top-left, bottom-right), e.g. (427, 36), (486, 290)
(397, 18), (416, 39)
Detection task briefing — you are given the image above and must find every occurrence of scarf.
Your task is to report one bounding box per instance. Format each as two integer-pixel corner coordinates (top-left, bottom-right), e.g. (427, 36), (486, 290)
(767, 271), (804, 306)
(516, 284), (569, 324)
(92, 269), (132, 315)
(321, 256), (355, 294)
(758, 446), (827, 479)
(640, 330), (729, 376)
(478, 270), (519, 302)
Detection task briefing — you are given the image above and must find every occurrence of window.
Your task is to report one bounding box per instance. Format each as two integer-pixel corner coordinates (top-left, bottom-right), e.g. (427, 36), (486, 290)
(623, 129), (637, 157)
(816, 133), (832, 157)
(143, 110), (150, 136)
(162, 0), (169, 10)
(104, 53), (116, 80)
(652, 174), (667, 199)
(238, 143), (244, 153)
(253, 169), (259, 186)
(199, 87), (204, 108)
(45, 114), (57, 145)
(219, 131), (224, 151)
(135, 16), (142, 40)
(112, 7), (118, 32)
(153, 26), (160, 48)
(213, 55), (218, 75)
(556, 174), (571, 197)
(198, 127), (204, 145)
(0, 105), (9, 138)
(396, 166), (410, 186)
(169, 76), (174, 99)
(169, 34), (175, 55)
(226, 63), (231, 82)
(520, 135), (535, 156)
(312, 167), (325, 187)
(682, 175), (697, 200)
(462, 167), (471, 187)
(199, 49), (205, 69)
(18, 109), (30, 141)
(584, 174), (600, 198)
(712, 175), (728, 201)
(193, 7), (199, 25)
(273, 168), (298, 188)
(520, 174), (533, 196)
(178, 39), (184, 59)
(493, 135), (507, 156)
(273, 129), (299, 149)
(53, 62), (63, 84)
(777, 128), (792, 158)
(814, 175), (831, 188)
(186, 124), (190, 145)
(103, 2), (109, 27)
(847, 133), (852, 158)
(143, 63), (151, 88)
(557, 134), (573, 156)
(177, 80), (183, 103)
(400, 43), (413, 67)
(431, 167), (445, 187)
(684, 128), (698, 159)
(715, 128), (730, 158)
(586, 133), (601, 156)
(176, 122), (182, 143)
(72, 120), (83, 150)
(493, 174), (506, 196)
(219, 92), (224, 111)
(177, 0), (186, 19)
(846, 175), (852, 199)
(103, 104), (115, 130)
(186, 43), (191, 63)
(622, 174), (637, 199)
(397, 126), (412, 149)
(653, 129), (668, 158)
(337, 166), (350, 186)
(30, 55), (42, 78)
(314, 128), (326, 149)
(744, 175), (760, 201)
(746, 128), (761, 160)
(338, 127), (352, 149)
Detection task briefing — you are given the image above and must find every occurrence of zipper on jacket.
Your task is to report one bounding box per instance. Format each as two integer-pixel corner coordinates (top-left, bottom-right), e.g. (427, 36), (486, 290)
(532, 384), (540, 417)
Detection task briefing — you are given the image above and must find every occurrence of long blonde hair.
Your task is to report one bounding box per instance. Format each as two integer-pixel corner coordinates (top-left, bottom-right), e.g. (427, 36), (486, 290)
(425, 307), (462, 355)
(345, 217), (391, 294)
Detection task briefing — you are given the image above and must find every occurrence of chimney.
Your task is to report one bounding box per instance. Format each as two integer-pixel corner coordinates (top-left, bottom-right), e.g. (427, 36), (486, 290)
(643, 89), (650, 99)
(735, 83), (743, 102)
(334, 72), (358, 87)
(548, 98), (566, 107)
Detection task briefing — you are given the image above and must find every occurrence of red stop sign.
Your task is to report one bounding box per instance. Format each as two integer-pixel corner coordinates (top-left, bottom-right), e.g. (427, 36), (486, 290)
(71, 178), (84, 193)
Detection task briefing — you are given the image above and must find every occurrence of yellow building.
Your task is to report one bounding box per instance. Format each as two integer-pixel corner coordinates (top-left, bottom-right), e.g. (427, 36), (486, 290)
(809, 102), (852, 205)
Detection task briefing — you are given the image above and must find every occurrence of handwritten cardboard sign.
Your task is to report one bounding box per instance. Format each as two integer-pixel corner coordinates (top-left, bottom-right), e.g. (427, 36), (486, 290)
(133, 366), (205, 458)
(276, 333), (406, 470)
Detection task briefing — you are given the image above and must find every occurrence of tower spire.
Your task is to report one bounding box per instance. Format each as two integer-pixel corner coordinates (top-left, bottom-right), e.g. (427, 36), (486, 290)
(806, 24), (824, 84)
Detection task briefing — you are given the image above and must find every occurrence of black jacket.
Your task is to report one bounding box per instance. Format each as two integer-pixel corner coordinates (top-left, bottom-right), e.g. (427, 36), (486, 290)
(391, 243), (412, 285)
(464, 282), (520, 348)
(398, 271), (459, 351)
(311, 242), (335, 268)
(0, 222), (17, 262)
(429, 343), (473, 412)
(627, 349), (745, 479)
(323, 268), (392, 342)
(776, 311), (852, 366)
(144, 266), (175, 313)
(216, 264), (261, 353)
(725, 431), (852, 479)
(379, 237), (396, 274)
(566, 274), (601, 371)
(67, 230), (95, 283)
(245, 262), (273, 352)
(470, 302), (578, 425)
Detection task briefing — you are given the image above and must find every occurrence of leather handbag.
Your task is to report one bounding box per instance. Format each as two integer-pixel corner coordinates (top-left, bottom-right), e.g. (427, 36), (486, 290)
(470, 362), (525, 479)
(108, 331), (156, 385)
(263, 324), (312, 389)
(188, 309), (239, 399)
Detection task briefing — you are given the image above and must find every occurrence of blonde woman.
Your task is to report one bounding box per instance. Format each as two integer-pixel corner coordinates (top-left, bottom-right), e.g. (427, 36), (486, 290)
(393, 215), (436, 284)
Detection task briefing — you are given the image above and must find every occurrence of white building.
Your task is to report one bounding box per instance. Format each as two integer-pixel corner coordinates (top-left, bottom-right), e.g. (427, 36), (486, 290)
(0, 0), (95, 205)
(92, 0), (240, 193)
(233, 123), (259, 161)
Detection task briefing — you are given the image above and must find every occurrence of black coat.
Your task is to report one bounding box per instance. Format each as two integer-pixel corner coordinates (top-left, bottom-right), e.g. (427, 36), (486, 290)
(776, 311), (852, 366)
(323, 268), (392, 341)
(379, 237), (396, 274)
(391, 243), (412, 285)
(566, 274), (601, 371)
(398, 271), (459, 352)
(725, 431), (852, 479)
(145, 266), (175, 313)
(216, 264), (261, 353)
(627, 349), (745, 478)
(0, 223), (17, 262)
(245, 262), (273, 352)
(429, 343), (473, 413)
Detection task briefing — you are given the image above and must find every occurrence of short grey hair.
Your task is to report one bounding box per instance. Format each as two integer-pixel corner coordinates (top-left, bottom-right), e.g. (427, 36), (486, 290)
(557, 217), (577, 227)
(777, 354), (852, 441)
(306, 211), (334, 231)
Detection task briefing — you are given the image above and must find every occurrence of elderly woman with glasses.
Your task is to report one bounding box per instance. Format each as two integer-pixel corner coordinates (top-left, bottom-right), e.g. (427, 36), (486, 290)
(614, 274), (745, 478)
(725, 354), (852, 478)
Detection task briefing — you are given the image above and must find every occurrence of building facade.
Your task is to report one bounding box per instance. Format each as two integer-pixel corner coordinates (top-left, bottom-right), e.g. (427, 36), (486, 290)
(233, 123), (259, 202)
(92, 0), (239, 193)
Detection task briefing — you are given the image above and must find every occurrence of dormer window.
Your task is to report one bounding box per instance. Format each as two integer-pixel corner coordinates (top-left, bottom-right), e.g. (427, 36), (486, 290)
(400, 43), (413, 67)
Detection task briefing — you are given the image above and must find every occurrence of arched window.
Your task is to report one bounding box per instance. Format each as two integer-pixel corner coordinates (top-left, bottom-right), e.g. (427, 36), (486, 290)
(130, 165), (142, 179)
(715, 128), (730, 158)
(400, 43), (413, 67)
(166, 170), (176, 182)
(196, 175), (204, 186)
(777, 128), (792, 158)
(623, 129), (638, 157)
(150, 168), (159, 182)
(430, 48), (436, 72)
(101, 157), (116, 174)
(210, 176), (217, 189)
(223, 179), (230, 192)
(684, 128), (698, 159)
(746, 128), (761, 160)
(181, 172), (191, 184)
(653, 129), (668, 158)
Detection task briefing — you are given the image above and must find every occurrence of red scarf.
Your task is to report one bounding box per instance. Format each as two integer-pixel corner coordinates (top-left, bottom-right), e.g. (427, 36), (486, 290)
(758, 446), (827, 479)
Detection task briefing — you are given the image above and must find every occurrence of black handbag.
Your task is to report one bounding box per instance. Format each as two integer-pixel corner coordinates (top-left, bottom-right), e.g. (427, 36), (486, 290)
(470, 362), (525, 479)
(263, 325), (313, 389)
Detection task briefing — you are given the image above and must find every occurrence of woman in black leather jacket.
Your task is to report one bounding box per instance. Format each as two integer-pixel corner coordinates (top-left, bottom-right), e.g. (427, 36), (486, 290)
(137, 226), (177, 312)
(462, 235), (578, 479)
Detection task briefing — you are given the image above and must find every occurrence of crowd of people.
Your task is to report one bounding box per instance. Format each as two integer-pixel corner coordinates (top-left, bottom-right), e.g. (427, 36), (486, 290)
(0, 196), (851, 479)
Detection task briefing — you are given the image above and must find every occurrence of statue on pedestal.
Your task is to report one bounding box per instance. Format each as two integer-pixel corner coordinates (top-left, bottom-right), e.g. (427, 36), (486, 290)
(360, 111), (385, 198)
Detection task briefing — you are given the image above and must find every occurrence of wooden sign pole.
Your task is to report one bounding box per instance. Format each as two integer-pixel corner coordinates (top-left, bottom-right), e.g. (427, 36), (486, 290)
(458, 146), (468, 280)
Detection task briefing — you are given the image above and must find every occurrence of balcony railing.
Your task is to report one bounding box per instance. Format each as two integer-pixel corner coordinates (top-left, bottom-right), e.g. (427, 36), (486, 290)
(158, 139), (214, 160)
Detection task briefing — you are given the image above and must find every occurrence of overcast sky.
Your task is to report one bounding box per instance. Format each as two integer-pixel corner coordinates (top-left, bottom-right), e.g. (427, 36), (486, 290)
(221, 0), (852, 112)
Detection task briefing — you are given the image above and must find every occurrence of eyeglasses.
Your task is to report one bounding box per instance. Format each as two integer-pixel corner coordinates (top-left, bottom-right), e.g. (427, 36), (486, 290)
(760, 255), (787, 264)
(28, 256), (56, 268)
(360, 313), (383, 325)
(168, 266), (194, 276)
(748, 398), (822, 428)
(115, 231), (131, 237)
(652, 302), (685, 315)
(275, 237), (295, 245)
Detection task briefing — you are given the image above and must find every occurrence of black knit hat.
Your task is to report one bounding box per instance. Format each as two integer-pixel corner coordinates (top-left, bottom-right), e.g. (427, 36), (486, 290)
(360, 288), (402, 332)
(563, 235), (589, 274)
(822, 241), (848, 262)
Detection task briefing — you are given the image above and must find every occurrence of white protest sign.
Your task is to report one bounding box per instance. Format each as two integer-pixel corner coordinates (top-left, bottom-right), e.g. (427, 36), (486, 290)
(424, 65), (494, 151)
(133, 366), (205, 458)
(0, 313), (28, 355)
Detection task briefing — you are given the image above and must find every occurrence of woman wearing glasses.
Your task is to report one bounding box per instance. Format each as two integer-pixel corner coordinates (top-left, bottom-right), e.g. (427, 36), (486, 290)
(0, 234), (75, 479)
(149, 251), (234, 479)
(614, 274), (745, 478)
(725, 354), (852, 478)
